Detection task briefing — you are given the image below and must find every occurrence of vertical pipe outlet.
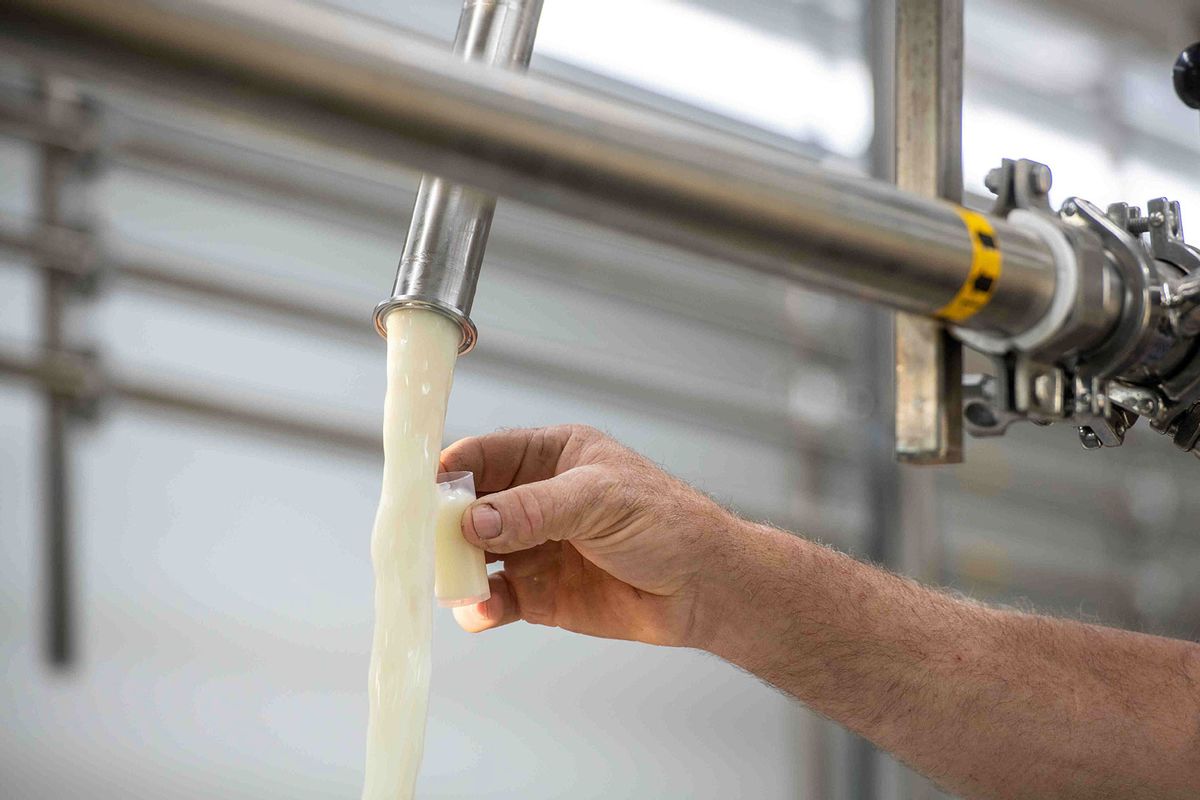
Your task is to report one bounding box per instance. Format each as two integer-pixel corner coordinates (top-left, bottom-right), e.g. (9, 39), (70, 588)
(373, 0), (543, 352)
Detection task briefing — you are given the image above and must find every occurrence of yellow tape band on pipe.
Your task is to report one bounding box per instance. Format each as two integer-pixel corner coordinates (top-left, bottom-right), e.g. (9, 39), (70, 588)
(936, 209), (1004, 323)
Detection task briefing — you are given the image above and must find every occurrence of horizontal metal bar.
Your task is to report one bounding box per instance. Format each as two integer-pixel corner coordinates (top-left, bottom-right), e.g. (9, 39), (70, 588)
(0, 213), (849, 454)
(112, 370), (380, 454)
(0, 0), (1061, 338)
(115, 248), (809, 447)
(0, 341), (379, 454)
(0, 345), (851, 539)
(0, 84), (842, 355)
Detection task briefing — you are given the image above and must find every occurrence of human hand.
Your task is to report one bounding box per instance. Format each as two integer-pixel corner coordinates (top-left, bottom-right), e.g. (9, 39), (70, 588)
(438, 425), (738, 648)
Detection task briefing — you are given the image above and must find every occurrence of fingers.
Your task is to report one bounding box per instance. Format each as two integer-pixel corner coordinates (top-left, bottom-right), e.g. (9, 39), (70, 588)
(439, 425), (595, 493)
(459, 465), (618, 554)
(452, 572), (519, 633)
(453, 546), (562, 634)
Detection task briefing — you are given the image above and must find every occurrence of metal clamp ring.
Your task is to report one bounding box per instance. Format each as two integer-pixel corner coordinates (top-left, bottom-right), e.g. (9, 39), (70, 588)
(1064, 198), (1159, 379)
(955, 209), (1077, 355)
(372, 297), (479, 355)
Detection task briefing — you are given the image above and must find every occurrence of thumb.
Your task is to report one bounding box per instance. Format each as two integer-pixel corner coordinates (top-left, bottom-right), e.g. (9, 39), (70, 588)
(461, 465), (616, 554)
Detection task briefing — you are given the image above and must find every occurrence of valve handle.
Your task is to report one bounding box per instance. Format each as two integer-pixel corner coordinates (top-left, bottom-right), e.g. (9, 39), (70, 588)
(1174, 42), (1200, 110)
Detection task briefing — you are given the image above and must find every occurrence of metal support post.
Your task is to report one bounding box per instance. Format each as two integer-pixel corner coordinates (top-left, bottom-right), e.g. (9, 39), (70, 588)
(856, 1), (898, 793)
(893, 0), (965, 465)
(886, 3), (963, 796)
(34, 76), (96, 669)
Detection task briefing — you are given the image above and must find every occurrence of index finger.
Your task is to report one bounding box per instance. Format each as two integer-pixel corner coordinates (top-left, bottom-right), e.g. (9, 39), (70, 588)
(439, 425), (589, 493)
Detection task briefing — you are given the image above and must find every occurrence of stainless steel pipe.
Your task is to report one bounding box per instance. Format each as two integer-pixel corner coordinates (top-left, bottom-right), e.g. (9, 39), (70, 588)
(1, 0), (1066, 339)
(374, 0), (543, 352)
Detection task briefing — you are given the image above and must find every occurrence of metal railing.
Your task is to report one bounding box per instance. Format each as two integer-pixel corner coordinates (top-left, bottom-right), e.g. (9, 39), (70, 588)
(1, 0), (1062, 338)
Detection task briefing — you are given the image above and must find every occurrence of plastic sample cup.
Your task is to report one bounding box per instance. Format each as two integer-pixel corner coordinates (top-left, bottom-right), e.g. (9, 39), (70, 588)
(434, 471), (491, 608)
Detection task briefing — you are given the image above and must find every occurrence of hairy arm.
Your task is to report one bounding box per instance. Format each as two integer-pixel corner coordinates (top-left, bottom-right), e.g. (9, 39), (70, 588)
(704, 522), (1200, 800)
(442, 425), (1200, 800)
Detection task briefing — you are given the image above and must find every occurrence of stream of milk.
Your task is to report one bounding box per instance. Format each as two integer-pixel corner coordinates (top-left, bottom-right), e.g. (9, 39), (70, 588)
(361, 309), (461, 800)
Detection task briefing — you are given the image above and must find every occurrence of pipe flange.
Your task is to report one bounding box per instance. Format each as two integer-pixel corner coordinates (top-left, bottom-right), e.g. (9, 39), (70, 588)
(955, 209), (1077, 356)
(1062, 197), (1162, 379)
(372, 296), (479, 355)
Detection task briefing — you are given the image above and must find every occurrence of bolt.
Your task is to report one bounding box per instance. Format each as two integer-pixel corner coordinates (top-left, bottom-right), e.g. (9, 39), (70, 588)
(1150, 211), (1166, 228)
(1062, 201), (1077, 217)
(1079, 426), (1103, 450)
(1031, 164), (1053, 194)
(984, 167), (1004, 196)
(1128, 216), (1152, 235)
(1033, 373), (1059, 412)
(965, 402), (1000, 429)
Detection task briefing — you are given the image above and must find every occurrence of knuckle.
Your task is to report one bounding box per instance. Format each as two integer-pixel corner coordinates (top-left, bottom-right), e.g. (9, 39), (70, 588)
(509, 488), (548, 544)
(566, 425), (622, 466)
(566, 423), (601, 441)
(595, 469), (633, 510)
(527, 428), (561, 472)
(607, 474), (645, 526)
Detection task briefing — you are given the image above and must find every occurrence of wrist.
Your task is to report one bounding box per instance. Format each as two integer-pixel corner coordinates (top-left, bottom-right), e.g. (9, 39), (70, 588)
(688, 517), (799, 660)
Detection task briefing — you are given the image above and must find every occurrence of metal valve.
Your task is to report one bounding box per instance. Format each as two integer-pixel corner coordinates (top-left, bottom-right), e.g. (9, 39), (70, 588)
(959, 158), (1200, 461)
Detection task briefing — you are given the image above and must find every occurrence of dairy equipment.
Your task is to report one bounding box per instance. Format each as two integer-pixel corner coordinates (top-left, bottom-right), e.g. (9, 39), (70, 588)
(4, 0), (1200, 460)
(3, 0), (1200, 676)
(373, 0), (543, 353)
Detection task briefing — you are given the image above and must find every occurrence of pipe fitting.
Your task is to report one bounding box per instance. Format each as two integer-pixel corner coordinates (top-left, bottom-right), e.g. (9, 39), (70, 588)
(374, 0), (543, 352)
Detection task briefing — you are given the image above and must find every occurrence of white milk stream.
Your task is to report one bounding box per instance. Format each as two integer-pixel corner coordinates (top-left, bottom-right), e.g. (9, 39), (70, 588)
(362, 309), (461, 800)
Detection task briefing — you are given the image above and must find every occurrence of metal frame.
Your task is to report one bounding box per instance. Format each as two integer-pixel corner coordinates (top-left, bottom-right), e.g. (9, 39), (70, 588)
(0, 0), (1185, 671)
(0, 10), (1180, 786)
(0, 0), (1062, 341)
(32, 76), (95, 668)
(893, 0), (965, 466)
(0, 210), (827, 452)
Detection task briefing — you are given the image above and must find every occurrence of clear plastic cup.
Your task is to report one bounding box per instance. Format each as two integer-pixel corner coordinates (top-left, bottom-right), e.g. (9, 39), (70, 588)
(434, 471), (491, 608)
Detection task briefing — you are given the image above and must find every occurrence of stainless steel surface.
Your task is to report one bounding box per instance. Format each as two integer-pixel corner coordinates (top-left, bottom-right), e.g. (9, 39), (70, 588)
(0, 0), (1059, 338)
(962, 179), (1200, 460)
(374, 0), (543, 352)
(1062, 198), (1166, 380)
(957, 162), (1123, 361)
(0, 4), (1197, 795)
(893, 0), (965, 466)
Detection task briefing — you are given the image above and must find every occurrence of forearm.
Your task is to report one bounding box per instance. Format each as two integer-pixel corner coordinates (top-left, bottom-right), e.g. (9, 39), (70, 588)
(700, 521), (1200, 800)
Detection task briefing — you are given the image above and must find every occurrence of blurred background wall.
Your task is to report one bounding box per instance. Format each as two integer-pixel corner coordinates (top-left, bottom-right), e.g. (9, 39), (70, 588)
(1, 1), (1198, 798)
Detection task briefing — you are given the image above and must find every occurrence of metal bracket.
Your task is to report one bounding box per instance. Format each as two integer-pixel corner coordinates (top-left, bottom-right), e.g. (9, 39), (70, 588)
(963, 371), (1020, 436)
(1074, 375), (1138, 449)
(34, 346), (106, 418)
(32, 75), (102, 670)
(986, 158), (1054, 218)
(32, 221), (103, 294)
(893, 0), (964, 465)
